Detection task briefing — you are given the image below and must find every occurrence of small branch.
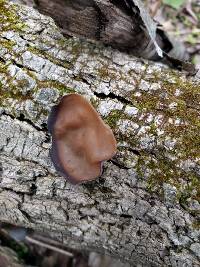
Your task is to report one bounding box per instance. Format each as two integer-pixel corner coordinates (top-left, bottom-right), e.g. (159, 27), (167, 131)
(25, 236), (74, 258)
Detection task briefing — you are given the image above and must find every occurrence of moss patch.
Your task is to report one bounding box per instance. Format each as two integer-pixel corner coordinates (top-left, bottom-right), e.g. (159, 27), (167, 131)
(105, 68), (200, 204)
(0, 0), (25, 32)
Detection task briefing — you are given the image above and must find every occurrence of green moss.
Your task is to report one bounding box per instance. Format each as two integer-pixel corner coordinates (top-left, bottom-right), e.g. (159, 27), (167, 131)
(0, 0), (26, 85)
(0, 86), (33, 105)
(97, 65), (111, 79)
(114, 69), (200, 203)
(57, 86), (76, 95)
(104, 109), (124, 129)
(0, 0), (25, 32)
(28, 46), (71, 69)
(90, 97), (99, 109)
(0, 63), (33, 106)
(0, 58), (77, 109)
(36, 80), (76, 95)
(0, 38), (16, 51)
(97, 64), (129, 82)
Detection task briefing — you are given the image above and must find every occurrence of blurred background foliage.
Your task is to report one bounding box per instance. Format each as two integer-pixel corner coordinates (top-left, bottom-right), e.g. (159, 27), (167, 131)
(146, 0), (200, 67)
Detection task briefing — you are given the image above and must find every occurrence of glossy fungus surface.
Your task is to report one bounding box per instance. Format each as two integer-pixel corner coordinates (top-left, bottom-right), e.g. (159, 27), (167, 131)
(48, 94), (117, 184)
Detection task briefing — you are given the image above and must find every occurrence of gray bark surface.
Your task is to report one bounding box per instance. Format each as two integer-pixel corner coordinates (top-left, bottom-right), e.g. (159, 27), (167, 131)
(0, 2), (200, 267)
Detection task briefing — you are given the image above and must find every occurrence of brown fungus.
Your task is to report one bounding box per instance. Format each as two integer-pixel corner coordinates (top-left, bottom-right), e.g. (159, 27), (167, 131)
(48, 94), (117, 184)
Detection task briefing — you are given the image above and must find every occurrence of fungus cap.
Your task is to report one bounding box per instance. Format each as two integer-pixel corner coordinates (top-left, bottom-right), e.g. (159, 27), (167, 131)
(48, 94), (117, 184)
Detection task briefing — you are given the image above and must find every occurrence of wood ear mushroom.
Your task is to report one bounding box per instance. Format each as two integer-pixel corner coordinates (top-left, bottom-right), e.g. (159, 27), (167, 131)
(48, 94), (117, 184)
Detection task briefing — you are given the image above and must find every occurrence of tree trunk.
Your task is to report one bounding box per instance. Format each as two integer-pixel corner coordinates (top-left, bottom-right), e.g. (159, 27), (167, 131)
(0, 2), (200, 267)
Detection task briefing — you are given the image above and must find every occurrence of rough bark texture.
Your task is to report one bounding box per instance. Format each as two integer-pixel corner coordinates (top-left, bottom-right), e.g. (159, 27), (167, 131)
(11, 0), (164, 60)
(10, 0), (188, 63)
(0, 2), (200, 267)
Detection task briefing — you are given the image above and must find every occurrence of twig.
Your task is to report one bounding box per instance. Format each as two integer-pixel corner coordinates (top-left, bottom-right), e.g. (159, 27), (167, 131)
(25, 235), (74, 258)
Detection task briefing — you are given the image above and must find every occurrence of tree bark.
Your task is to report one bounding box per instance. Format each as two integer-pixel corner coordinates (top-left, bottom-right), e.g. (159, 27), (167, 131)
(9, 0), (164, 60)
(0, 2), (200, 267)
